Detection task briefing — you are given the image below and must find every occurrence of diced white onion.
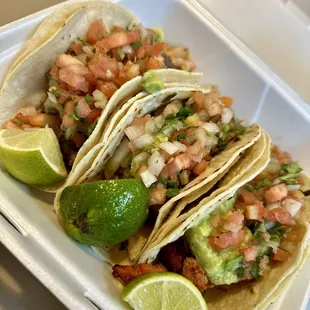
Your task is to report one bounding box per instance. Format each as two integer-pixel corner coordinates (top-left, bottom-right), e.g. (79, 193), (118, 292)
(172, 141), (187, 153)
(95, 100), (107, 109)
(221, 108), (234, 124)
(272, 178), (281, 185)
(122, 45), (134, 54)
(104, 138), (130, 178)
(132, 134), (155, 149)
(205, 135), (218, 150)
(82, 45), (94, 57)
(266, 201), (280, 211)
(147, 151), (165, 176)
(265, 221), (276, 230)
(282, 198), (302, 217)
(266, 240), (279, 253)
(201, 122), (220, 134)
(26, 92), (47, 109)
(47, 92), (58, 104)
(137, 23), (148, 40)
(185, 97), (194, 106)
(140, 169), (157, 188)
(133, 152), (149, 167)
(92, 89), (105, 102)
(154, 115), (164, 128)
(125, 124), (145, 141)
(287, 184), (301, 191)
(159, 141), (179, 155)
(196, 127), (208, 147)
(162, 101), (182, 118)
(197, 110), (209, 122)
(145, 118), (156, 134)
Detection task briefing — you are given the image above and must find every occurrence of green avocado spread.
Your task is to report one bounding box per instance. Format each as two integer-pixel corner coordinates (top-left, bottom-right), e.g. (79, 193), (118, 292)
(186, 196), (252, 286)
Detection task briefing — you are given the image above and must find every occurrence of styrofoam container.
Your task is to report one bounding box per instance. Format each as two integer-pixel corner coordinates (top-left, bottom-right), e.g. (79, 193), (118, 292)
(0, 1), (309, 309)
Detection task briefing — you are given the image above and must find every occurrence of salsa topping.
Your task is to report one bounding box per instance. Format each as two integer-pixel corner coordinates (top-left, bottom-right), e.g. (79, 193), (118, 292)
(2, 20), (196, 168)
(104, 88), (245, 206)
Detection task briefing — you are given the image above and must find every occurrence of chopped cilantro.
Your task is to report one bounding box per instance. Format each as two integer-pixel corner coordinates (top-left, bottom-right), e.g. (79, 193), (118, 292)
(217, 138), (228, 151)
(255, 178), (272, 190)
(279, 162), (302, 175)
(84, 95), (93, 104)
(131, 41), (141, 50)
(166, 188), (180, 198)
(250, 258), (260, 279)
(223, 123), (230, 132)
(244, 184), (254, 192)
(117, 48), (125, 60)
(177, 107), (194, 119)
(167, 178), (180, 189)
(176, 133), (186, 141)
(205, 130), (212, 137)
(77, 37), (90, 46)
(52, 90), (61, 98)
(158, 173), (167, 185)
(70, 103), (81, 120)
(16, 119), (24, 126)
(149, 183), (157, 189)
(235, 265), (245, 278)
(225, 255), (243, 272)
(267, 222), (283, 242)
(233, 118), (246, 136)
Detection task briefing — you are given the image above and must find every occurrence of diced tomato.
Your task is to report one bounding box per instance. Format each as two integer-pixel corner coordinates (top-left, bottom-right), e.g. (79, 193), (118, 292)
(89, 53), (119, 81)
(193, 91), (205, 110)
(245, 204), (267, 221)
(70, 43), (84, 55)
(84, 71), (98, 86)
(241, 245), (258, 262)
(272, 146), (292, 164)
(264, 184), (288, 203)
(149, 188), (167, 205)
(146, 56), (163, 70)
(49, 65), (59, 80)
(86, 19), (107, 44)
(210, 215), (221, 229)
(130, 115), (151, 126)
(273, 248), (289, 262)
(192, 159), (208, 176)
(96, 29), (140, 52)
(166, 154), (191, 176)
(239, 190), (261, 205)
(187, 141), (203, 156)
(159, 149), (172, 161)
(144, 42), (168, 57)
(209, 230), (246, 252)
(59, 66), (88, 91)
(285, 230), (299, 242)
(223, 211), (244, 233)
(85, 109), (102, 125)
(265, 207), (295, 226)
(220, 96), (233, 107)
(115, 70), (131, 86)
(207, 102), (221, 117)
(98, 81), (118, 98)
(71, 133), (86, 147)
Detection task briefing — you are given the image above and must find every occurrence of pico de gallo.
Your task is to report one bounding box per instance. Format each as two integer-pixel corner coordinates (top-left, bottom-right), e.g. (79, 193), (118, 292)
(2, 20), (196, 168)
(112, 147), (308, 292)
(104, 87), (246, 207)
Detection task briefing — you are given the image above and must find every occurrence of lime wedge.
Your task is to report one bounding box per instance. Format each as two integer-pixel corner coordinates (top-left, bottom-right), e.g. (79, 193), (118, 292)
(122, 272), (208, 310)
(0, 128), (67, 185)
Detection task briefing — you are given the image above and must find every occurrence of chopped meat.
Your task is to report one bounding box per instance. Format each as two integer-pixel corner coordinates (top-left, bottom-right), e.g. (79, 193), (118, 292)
(182, 258), (208, 292)
(158, 242), (184, 273)
(112, 263), (167, 284)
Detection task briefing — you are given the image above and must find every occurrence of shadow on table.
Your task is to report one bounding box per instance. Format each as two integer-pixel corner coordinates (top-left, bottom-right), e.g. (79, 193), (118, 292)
(0, 243), (67, 310)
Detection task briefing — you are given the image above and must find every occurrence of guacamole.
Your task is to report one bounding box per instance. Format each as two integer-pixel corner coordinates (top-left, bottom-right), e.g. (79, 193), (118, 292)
(187, 196), (253, 285)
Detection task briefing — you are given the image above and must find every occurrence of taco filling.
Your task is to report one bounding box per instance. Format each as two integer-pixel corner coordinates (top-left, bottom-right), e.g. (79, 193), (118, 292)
(2, 20), (195, 168)
(103, 88), (244, 207)
(112, 147), (307, 292)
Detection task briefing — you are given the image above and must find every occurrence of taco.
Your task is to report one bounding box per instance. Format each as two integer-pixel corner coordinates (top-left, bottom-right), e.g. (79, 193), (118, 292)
(113, 146), (310, 310)
(0, 2), (199, 190)
(56, 82), (265, 261)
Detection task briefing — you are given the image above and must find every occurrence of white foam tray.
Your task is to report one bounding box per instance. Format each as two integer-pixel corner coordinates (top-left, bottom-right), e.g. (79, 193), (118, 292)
(0, 1), (309, 309)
